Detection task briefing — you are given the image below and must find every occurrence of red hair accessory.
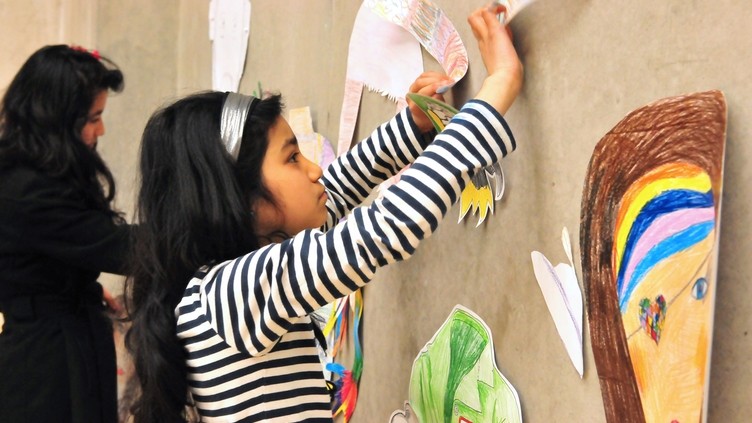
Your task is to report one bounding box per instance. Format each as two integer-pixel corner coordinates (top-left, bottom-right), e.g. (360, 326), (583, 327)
(70, 45), (101, 60)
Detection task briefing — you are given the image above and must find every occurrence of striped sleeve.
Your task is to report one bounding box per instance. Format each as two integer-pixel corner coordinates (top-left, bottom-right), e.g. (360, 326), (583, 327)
(200, 99), (515, 356)
(321, 107), (427, 228)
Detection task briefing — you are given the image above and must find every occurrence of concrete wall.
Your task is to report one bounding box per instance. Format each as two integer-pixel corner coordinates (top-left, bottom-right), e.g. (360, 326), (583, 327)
(1, 1), (749, 421)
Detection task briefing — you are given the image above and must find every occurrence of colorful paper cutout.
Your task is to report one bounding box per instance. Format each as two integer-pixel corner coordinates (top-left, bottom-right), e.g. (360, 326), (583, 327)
(407, 93), (507, 226)
(288, 106), (335, 168)
(322, 291), (364, 422)
(580, 91), (726, 423)
(390, 305), (522, 423)
(530, 227), (584, 377)
(365, 0), (468, 82)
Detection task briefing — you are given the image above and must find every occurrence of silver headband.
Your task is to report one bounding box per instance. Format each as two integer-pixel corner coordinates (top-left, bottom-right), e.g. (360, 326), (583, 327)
(220, 93), (259, 160)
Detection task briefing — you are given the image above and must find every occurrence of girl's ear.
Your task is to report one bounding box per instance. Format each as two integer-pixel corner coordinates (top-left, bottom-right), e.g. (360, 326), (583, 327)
(250, 197), (281, 243)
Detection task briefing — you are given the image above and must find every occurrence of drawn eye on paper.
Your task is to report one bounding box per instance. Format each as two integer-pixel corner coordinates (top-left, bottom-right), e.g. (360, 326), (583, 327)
(408, 93), (510, 226)
(580, 91), (726, 423)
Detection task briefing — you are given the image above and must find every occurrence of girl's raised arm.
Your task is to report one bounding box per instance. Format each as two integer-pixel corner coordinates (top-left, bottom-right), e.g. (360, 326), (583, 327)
(469, 3), (523, 115)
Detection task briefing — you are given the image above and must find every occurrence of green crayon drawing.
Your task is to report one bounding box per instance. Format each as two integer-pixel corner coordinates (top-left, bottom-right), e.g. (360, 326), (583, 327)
(407, 305), (521, 423)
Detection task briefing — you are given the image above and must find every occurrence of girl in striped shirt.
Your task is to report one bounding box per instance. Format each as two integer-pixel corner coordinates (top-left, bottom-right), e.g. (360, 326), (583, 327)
(126, 4), (522, 422)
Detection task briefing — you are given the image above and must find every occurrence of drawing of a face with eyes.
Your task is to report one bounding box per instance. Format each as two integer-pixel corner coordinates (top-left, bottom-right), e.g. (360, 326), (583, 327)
(580, 91), (726, 423)
(614, 163), (716, 423)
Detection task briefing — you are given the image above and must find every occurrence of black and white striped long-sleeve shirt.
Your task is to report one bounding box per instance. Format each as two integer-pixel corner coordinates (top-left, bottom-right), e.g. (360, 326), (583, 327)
(175, 100), (516, 422)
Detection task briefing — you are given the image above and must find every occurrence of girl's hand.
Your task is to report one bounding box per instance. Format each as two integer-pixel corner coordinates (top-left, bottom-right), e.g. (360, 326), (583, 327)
(407, 71), (454, 133)
(469, 2), (524, 114)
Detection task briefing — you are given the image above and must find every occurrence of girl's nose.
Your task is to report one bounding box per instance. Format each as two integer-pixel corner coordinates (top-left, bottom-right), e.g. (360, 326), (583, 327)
(307, 157), (323, 181)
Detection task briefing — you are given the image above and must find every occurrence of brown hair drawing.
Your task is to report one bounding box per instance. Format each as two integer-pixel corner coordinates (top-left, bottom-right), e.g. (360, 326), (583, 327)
(580, 91), (726, 422)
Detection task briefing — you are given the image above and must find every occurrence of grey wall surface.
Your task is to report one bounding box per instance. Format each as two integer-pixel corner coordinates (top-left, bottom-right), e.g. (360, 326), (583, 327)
(1, 1), (749, 421)
(233, 2), (749, 421)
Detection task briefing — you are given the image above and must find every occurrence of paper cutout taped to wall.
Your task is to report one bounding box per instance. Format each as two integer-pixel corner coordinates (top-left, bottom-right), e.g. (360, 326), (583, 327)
(209, 0), (251, 92)
(337, 3), (423, 156)
(365, 0), (468, 82)
(323, 291), (364, 422)
(408, 93), (506, 226)
(338, 0), (468, 155)
(580, 90), (726, 423)
(530, 227), (584, 377)
(288, 106), (335, 168)
(390, 305), (522, 423)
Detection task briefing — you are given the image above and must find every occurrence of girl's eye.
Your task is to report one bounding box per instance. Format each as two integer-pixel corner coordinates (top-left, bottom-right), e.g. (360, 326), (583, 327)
(289, 152), (299, 163)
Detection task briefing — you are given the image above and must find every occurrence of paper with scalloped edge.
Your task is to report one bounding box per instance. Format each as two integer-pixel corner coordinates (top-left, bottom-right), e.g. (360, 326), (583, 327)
(336, 3), (422, 156)
(337, 0), (467, 156)
(209, 0), (251, 92)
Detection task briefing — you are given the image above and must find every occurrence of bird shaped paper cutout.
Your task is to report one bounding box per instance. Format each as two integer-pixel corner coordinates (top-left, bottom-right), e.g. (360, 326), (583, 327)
(407, 93), (506, 226)
(530, 226), (584, 377)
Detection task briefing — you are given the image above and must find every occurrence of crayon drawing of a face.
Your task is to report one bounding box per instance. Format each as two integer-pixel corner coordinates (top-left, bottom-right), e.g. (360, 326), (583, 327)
(614, 162), (716, 422)
(580, 91), (726, 423)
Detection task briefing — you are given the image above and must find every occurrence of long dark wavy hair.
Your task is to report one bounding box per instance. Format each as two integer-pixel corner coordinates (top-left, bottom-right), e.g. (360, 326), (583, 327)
(125, 91), (283, 422)
(0, 44), (124, 220)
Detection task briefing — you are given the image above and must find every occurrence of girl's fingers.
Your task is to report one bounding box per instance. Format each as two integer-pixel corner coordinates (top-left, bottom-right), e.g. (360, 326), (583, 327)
(409, 72), (452, 95)
(487, 2), (507, 20)
(470, 3), (508, 40)
(468, 10), (486, 40)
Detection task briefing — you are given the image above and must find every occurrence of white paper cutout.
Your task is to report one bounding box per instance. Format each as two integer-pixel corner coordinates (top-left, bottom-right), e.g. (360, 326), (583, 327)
(337, 3), (422, 156)
(209, 0), (251, 92)
(530, 227), (584, 377)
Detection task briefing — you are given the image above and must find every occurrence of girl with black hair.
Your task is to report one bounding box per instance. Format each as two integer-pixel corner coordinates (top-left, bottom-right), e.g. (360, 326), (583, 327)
(0, 45), (131, 422)
(127, 4), (522, 422)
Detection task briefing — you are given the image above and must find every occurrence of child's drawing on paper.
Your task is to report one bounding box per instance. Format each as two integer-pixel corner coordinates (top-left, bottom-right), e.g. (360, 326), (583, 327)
(408, 93), (511, 226)
(580, 91), (726, 423)
(390, 305), (521, 423)
(288, 106), (335, 168)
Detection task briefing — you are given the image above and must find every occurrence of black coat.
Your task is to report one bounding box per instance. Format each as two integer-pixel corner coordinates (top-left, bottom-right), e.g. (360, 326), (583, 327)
(0, 165), (131, 423)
